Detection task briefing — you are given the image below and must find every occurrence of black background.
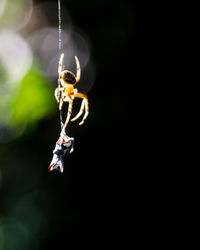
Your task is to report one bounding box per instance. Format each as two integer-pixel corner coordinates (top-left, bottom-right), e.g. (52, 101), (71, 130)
(39, 1), (141, 248)
(0, 0), (193, 249)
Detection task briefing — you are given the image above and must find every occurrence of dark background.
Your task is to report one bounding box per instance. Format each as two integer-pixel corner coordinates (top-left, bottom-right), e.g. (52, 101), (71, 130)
(0, 0), (193, 249)
(0, 1), (140, 249)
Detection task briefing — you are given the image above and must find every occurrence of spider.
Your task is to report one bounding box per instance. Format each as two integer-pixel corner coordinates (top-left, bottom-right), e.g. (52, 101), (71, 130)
(55, 53), (89, 127)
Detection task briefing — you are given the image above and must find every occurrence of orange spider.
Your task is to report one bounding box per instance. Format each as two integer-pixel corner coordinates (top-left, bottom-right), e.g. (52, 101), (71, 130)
(55, 53), (89, 127)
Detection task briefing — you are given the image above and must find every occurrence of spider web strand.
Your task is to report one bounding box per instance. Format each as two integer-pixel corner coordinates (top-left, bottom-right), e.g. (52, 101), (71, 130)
(58, 0), (63, 129)
(58, 0), (62, 54)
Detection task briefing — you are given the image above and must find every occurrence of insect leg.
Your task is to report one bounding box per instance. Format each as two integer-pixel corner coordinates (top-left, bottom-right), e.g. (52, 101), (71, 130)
(55, 87), (63, 103)
(75, 56), (81, 83)
(58, 53), (64, 73)
(79, 97), (89, 125)
(73, 93), (89, 125)
(63, 98), (73, 130)
(71, 99), (85, 122)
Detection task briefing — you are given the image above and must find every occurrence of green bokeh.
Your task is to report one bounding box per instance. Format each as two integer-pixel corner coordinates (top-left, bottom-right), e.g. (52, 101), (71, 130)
(0, 62), (56, 136)
(10, 65), (56, 126)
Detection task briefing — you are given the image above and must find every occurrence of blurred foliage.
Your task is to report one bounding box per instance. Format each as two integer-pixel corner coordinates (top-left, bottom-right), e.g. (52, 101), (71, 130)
(0, 61), (8, 85)
(10, 64), (55, 128)
(0, 62), (56, 138)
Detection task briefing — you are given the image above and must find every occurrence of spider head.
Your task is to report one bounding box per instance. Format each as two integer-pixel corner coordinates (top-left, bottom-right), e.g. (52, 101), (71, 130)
(61, 70), (76, 85)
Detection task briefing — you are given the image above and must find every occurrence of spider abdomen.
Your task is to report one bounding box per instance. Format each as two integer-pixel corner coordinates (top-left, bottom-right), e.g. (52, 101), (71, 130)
(62, 70), (76, 84)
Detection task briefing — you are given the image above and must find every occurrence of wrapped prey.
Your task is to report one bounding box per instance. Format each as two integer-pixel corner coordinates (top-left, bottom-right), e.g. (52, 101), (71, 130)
(49, 131), (74, 172)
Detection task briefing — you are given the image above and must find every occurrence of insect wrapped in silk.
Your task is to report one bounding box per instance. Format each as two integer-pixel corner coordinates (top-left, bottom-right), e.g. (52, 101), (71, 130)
(49, 131), (74, 172)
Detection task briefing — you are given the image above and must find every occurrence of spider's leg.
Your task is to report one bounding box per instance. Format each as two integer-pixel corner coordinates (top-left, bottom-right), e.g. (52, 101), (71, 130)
(73, 93), (89, 125)
(58, 53), (64, 73)
(55, 87), (64, 110)
(59, 97), (64, 110)
(55, 87), (63, 103)
(79, 98), (89, 126)
(63, 98), (73, 130)
(75, 56), (81, 83)
(71, 99), (85, 122)
(55, 88), (59, 103)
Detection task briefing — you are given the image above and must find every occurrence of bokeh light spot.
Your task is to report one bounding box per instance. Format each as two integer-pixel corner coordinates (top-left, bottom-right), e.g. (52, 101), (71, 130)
(0, 30), (33, 85)
(0, 0), (7, 18)
(0, 217), (31, 250)
(0, 0), (33, 31)
(10, 64), (56, 126)
(0, 63), (56, 142)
